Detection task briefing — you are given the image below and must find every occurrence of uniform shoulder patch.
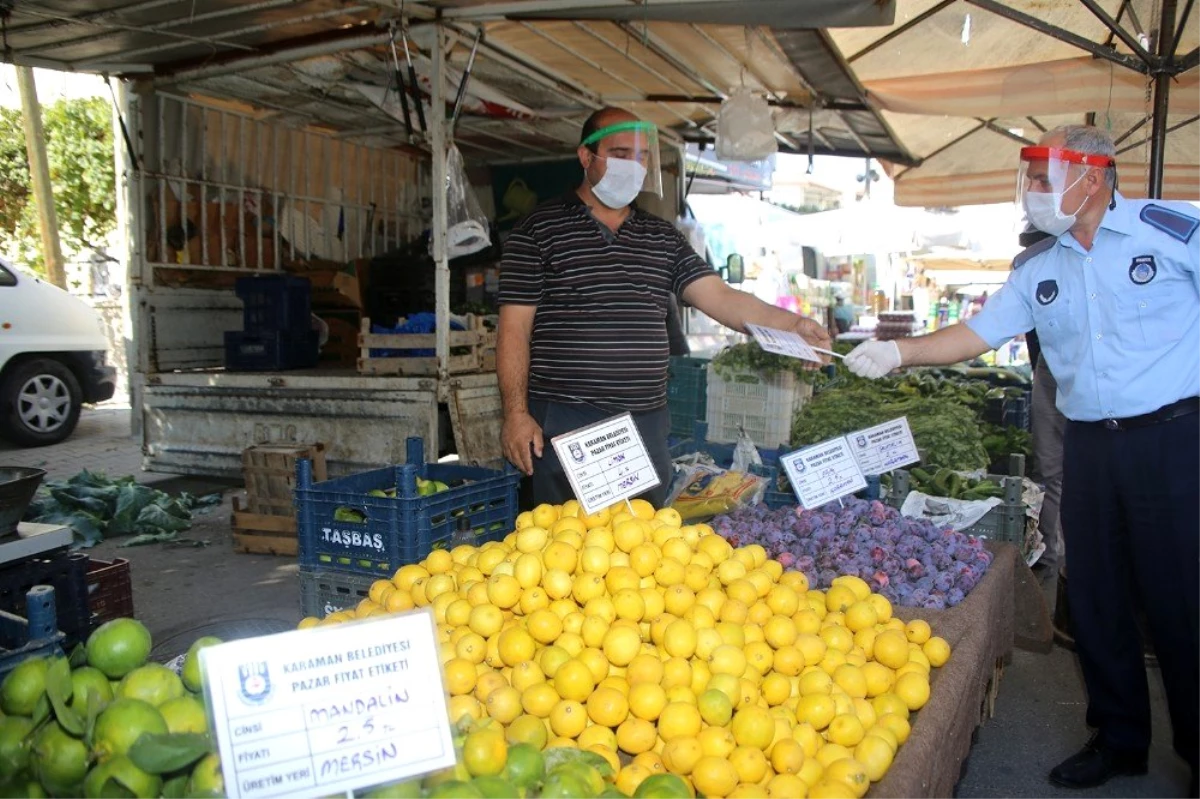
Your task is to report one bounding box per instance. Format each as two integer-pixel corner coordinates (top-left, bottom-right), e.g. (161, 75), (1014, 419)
(1011, 234), (1057, 270)
(1139, 204), (1199, 243)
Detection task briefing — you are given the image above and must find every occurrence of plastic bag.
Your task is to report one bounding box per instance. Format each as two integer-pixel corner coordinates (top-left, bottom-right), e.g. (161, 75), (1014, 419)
(441, 144), (491, 259)
(716, 87), (778, 162)
(731, 429), (762, 473)
(669, 464), (767, 521)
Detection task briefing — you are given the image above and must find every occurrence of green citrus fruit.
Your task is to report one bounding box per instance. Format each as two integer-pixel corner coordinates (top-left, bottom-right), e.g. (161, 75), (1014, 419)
(69, 667), (114, 712)
(87, 620), (152, 680)
(426, 780), (484, 799)
(181, 637), (222, 694)
(540, 770), (591, 799)
(470, 775), (518, 799)
(557, 763), (605, 797)
(158, 695), (208, 734)
(116, 664), (185, 707)
(0, 778), (46, 798)
(91, 698), (168, 762)
(0, 716), (34, 780)
(359, 778), (423, 798)
(31, 721), (90, 796)
(501, 743), (545, 791)
(0, 657), (49, 716)
(83, 754), (163, 799)
(635, 773), (693, 798)
(424, 761), (472, 789)
(461, 729), (507, 778)
(186, 752), (224, 798)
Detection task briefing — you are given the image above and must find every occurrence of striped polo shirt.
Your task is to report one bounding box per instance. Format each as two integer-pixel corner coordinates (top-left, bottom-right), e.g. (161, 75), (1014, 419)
(499, 192), (715, 412)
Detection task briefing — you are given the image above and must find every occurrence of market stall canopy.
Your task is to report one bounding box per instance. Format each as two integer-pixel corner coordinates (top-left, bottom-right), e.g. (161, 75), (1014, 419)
(0, 0), (916, 166)
(826, 0), (1199, 205)
(907, 247), (1018, 271)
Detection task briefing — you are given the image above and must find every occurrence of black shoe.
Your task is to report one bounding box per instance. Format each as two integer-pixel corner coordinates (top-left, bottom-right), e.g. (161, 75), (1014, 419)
(1049, 737), (1148, 789)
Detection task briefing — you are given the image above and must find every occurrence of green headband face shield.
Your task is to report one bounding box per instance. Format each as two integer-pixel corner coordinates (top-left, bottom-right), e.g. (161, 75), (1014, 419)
(580, 120), (663, 199)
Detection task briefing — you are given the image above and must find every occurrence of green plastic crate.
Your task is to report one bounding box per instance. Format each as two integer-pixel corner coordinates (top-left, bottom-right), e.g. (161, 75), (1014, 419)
(667, 356), (710, 439)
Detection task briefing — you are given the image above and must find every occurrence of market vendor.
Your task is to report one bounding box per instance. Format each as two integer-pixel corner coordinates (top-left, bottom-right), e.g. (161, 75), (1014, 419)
(844, 125), (1198, 794)
(498, 107), (831, 507)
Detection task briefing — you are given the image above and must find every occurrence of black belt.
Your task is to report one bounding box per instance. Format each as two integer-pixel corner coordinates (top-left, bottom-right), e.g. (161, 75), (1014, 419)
(1086, 397), (1200, 431)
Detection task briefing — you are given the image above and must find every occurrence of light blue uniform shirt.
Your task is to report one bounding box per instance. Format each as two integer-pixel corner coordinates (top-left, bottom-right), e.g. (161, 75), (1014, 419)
(967, 192), (1199, 422)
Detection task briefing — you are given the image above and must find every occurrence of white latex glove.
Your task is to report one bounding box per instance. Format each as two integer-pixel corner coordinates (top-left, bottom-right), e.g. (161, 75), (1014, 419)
(845, 340), (902, 379)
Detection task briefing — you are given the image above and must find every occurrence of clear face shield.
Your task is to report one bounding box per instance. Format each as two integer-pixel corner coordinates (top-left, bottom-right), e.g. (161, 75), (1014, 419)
(580, 121), (663, 204)
(1015, 146), (1114, 235)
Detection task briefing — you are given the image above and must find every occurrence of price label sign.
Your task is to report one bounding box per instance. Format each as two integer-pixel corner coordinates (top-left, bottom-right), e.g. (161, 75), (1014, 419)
(847, 417), (920, 475)
(201, 610), (456, 799)
(747, 323), (821, 363)
(779, 437), (868, 509)
(551, 413), (660, 516)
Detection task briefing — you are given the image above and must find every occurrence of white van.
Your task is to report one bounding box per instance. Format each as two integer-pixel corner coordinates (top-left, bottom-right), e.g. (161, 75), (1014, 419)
(0, 258), (116, 446)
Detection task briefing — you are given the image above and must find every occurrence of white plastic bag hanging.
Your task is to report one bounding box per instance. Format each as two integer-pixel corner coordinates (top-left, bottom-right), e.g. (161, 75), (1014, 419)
(441, 144), (491, 259)
(731, 428), (763, 473)
(716, 87), (778, 162)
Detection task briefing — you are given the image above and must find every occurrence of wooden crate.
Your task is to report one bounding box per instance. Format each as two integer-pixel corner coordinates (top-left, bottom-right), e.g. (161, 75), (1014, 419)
(232, 496), (297, 556)
(358, 315), (497, 376)
(241, 443), (327, 517)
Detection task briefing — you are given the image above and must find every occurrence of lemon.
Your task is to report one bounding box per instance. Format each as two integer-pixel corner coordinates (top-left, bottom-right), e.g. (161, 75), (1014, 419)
(730, 705), (774, 751)
(553, 659), (595, 703)
(629, 682), (668, 722)
(497, 627), (536, 667)
(510, 661), (546, 692)
(824, 757), (870, 798)
(823, 585), (857, 613)
(616, 717), (658, 754)
(833, 664), (867, 699)
(894, 672), (930, 711)
(904, 619), (932, 644)
(809, 779), (858, 799)
(548, 699), (588, 738)
(797, 694), (836, 731)
(691, 756), (739, 799)
(587, 686), (630, 727)
(872, 630), (910, 670)
(520, 683), (559, 719)
(769, 737), (806, 775)
(768, 773), (809, 799)
(876, 712), (911, 744)
(826, 713), (866, 748)
(616, 763), (653, 797)
(923, 636), (951, 667)
(601, 626), (642, 667)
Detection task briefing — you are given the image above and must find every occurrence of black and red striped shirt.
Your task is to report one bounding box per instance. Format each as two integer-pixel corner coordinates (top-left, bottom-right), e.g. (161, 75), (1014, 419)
(499, 193), (714, 412)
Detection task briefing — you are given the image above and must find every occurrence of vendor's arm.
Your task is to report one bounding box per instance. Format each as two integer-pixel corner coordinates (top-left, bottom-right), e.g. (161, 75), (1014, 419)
(497, 305), (542, 475)
(496, 223), (546, 475)
(682, 273), (833, 352)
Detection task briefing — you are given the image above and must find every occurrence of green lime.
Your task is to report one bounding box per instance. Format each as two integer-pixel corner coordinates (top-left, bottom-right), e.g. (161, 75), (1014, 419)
(358, 778), (423, 798)
(158, 695), (208, 735)
(31, 721), (89, 796)
(599, 787), (627, 799)
(69, 667), (114, 712)
(501, 743), (545, 791)
(83, 754), (162, 798)
(185, 752), (224, 797)
(426, 779), (484, 798)
(181, 637), (222, 694)
(557, 762), (605, 797)
(91, 698), (168, 761)
(0, 658), (48, 716)
(634, 773), (692, 799)
(0, 715), (34, 780)
(116, 664), (185, 707)
(540, 771), (591, 799)
(470, 775), (518, 799)
(86, 619), (152, 680)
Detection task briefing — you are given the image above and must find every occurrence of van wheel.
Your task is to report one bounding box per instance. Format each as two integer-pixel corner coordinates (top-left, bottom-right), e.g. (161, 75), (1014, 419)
(0, 358), (82, 447)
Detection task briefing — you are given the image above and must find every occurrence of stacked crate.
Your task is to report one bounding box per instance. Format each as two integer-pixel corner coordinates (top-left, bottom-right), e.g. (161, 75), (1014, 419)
(225, 275), (320, 371)
(232, 443), (327, 556)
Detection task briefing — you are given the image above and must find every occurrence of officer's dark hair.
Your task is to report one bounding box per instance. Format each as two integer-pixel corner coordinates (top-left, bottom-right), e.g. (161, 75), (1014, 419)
(580, 107), (631, 154)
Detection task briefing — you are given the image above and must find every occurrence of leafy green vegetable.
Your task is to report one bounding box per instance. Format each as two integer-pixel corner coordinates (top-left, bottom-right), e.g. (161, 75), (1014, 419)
(712, 341), (820, 383)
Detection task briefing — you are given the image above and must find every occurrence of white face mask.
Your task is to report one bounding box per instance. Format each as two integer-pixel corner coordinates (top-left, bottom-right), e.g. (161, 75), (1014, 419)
(588, 155), (647, 209)
(1023, 171), (1089, 236)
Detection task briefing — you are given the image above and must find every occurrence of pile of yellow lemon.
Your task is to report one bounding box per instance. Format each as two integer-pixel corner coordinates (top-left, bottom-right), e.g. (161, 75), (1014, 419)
(303, 499), (952, 799)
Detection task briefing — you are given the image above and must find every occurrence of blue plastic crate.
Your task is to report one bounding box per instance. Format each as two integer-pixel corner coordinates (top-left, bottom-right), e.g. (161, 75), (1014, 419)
(0, 586), (66, 679)
(667, 357), (710, 439)
(0, 551), (92, 647)
(225, 329), (319, 371)
(236, 274), (312, 333)
(296, 437), (520, 577)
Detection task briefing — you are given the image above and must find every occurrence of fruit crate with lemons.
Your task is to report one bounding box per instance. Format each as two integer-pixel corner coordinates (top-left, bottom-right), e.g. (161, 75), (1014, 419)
(302, 496), (954, 799)
(295, 436), (520, 578)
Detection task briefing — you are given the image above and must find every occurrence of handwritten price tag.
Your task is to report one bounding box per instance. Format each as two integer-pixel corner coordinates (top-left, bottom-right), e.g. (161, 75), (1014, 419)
(551, 413), (661, 516)
(847, 417), (920, 475)
(779, 437), (868, 509)
(747, 323), (822, 363)
(201, 610), (456, 799)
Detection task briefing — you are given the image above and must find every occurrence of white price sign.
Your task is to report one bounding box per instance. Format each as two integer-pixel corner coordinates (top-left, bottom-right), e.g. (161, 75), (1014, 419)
(847, 417), (921, 475)
(551, 413), (660, 516)
(201, 610), (456, 799)
(747, 323), (821, 363)
(779, 437), (868, 509)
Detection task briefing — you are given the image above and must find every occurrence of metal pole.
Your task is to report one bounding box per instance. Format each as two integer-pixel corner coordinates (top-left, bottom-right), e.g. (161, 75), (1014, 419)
(16, 67), (66, 289)
(1148, 0), (1178, 199)
(432, 24), (451, 386)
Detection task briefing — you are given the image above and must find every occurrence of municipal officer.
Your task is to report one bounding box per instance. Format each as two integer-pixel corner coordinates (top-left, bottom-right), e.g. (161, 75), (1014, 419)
(845, 124), (1198, 794)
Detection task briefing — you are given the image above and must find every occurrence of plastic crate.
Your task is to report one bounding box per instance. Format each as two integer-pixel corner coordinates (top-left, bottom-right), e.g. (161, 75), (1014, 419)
(887, 456), (1028, 548)
(85, 558), (133, 625)
(0, 586), (65, 679)
(236, 274), (312, 333)
(667, 357), (710, 439)
(224, 329), (319, 371)
(299, 569), (374, 619)
(296, 437), (520, 577)
(704, 365), (812, 449)
(0, 551), (91, 647)
(984, 390), (1032, 431)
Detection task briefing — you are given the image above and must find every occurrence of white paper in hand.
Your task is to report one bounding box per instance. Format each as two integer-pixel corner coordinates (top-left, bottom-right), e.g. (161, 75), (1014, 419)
(747, 323), (821, 363)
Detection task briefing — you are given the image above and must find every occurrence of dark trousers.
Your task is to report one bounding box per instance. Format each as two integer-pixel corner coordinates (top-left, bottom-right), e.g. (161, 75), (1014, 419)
(528, 399), (673, 509)
(1061, 412), (1198, 770)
